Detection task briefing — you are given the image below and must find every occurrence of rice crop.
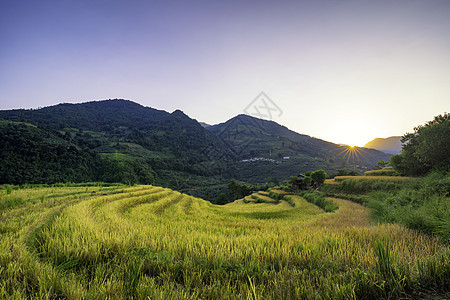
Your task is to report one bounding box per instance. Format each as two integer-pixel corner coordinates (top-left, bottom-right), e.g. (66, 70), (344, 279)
(0, 184), (448, 299)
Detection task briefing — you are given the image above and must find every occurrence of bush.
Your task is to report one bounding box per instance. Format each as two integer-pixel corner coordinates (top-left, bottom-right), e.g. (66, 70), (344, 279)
(300, 191), (338, 212)
(340, 179), (402, 194)
(268, 190), (285, 201)
(368, 172), (449, 243)
(251, 195), (265, 203)
(365, 167), (400, 177)
(217, 193), (230, 205)
(320, 191), (367, 205)
(283, 196), (296, 207)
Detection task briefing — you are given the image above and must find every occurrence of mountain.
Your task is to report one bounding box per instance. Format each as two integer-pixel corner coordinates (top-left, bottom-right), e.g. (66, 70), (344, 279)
(0, 99), (391, 201)
(0, 99), (235, 165)
(0, 100), (235, 199)
(207, 114), (391, 183)
(209, 114), (340, 158)
(364, 136), (402, 154)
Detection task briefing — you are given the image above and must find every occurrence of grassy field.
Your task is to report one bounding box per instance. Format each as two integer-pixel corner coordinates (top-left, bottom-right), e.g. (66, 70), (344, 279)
(333, 176), (418, 183)
(0, 184), (448, 299)
(321, 176), (419, 196)
(321, 173), (449, 243)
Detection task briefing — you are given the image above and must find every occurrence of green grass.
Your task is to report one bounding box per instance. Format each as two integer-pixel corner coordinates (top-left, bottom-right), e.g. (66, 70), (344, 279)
(364, 167), (400, 177)
(334, 176), (418, 183)
(322, 176), (417, 195)
(0, 184), (448, 299)
(368, 172), (450, 244)
(298, 191), (339, 212)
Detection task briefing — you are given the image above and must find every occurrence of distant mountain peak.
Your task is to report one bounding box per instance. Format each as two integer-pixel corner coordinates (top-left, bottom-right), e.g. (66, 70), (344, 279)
(171, 109), (192, 121)
(364, 136), (402, 154)
(207, 113), (390, 170)
(171, 109), (186, 115)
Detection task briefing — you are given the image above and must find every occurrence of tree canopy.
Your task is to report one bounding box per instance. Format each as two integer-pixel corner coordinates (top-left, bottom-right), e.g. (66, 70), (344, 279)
(390, 113), (449, 176)
(310, 169), (327, 186)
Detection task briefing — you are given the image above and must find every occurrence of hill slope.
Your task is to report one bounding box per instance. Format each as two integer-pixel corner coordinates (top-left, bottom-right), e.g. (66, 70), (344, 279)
(364, 136), (402, 154)
(0, 100), (235, 194)
(209, 114), (338, 158)
(0, 99), (234, 164)
(0, 121), (102, 184)
(0, 120), (158, 185)
(0, 100), (390, 199)
(208, 114), (391, 182)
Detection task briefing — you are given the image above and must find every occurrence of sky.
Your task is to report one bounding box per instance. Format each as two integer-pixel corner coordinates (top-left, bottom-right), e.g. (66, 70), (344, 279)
(1, 0), (449, 146)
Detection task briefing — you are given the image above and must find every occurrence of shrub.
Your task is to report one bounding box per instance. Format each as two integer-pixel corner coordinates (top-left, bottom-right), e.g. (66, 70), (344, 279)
(321, 192), (367, 205)
(283, 196), (296, 207)
(268, 190), (285, 201)
(300, 191), (338, 212)
(368, 172), (449, 243)
(365, 167), (400, 177)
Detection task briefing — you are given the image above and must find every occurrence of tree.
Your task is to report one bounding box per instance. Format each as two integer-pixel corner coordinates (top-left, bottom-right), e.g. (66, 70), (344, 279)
(311, 169), (327, 187)
(217, 193), (229, 205)
(391, 113), (449, 176)
(336, 169), (349, 176)
(228, 179), (252, 199)
(375, 160), (387, 169)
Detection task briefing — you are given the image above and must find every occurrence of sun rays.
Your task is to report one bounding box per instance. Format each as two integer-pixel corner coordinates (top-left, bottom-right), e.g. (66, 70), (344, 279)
(337, 145), (367, 165)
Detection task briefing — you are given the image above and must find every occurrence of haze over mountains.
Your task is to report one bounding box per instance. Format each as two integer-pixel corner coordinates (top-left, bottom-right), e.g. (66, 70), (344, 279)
(364, 136), (403, 155)
(0, 99), (391, 201)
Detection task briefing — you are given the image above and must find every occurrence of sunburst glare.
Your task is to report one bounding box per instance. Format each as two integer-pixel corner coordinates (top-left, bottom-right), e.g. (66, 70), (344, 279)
(337, 145), (368, 165)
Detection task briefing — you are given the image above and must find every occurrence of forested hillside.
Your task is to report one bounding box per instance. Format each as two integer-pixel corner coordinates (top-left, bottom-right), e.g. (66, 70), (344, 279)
(0, 99), (390, 201)
(209, 114), (391, 183)
(0, 100), (236, 199)
(0, 121), (157, 185)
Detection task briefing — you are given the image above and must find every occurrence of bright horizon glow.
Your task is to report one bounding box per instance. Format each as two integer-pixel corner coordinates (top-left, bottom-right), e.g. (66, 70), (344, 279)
(1, 0), (449, 147)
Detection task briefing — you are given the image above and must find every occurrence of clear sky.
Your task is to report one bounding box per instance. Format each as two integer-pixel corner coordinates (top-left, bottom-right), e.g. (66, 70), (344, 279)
(1, 0), (449, 146)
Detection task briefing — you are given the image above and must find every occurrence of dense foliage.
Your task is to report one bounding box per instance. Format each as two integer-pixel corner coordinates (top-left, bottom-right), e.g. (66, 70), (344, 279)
(309, 169), (327, 186)
(0, 121), (102, 184)
(0, 121), (156, 185)
(297, 191), (338, 212)
(390, 113), (449, 176)
(368, 172), (450, 243)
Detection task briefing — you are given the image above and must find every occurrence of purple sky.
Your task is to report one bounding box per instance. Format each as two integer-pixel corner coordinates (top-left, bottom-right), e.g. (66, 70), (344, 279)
(1, 0), (449, 146)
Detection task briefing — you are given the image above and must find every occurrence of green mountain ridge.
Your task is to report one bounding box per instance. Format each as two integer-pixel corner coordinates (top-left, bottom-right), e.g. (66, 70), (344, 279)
(209, 113), (391, 165)
(209, 114), (342, 158)
(0, 99), (391, 201)
(0, 99), (236, 166)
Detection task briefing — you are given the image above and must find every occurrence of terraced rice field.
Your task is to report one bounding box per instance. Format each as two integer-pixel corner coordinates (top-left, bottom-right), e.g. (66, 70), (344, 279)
(333, 176), (418, 183)
(0, 185), (448, 299)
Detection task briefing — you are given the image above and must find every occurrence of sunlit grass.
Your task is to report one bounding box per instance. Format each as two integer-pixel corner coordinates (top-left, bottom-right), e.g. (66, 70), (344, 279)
(333, 176), (418, 183)
(0, 185), (448, 299)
